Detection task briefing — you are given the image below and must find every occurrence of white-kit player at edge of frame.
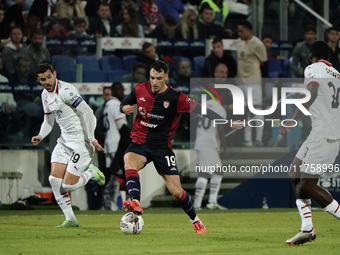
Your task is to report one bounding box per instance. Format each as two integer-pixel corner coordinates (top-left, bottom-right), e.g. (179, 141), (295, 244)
(280, 41), (340, 245)
(31, 63), (106, 228)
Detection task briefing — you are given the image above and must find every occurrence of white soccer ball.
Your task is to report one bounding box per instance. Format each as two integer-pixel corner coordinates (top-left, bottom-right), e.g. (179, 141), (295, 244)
(120, 212), (144, 234)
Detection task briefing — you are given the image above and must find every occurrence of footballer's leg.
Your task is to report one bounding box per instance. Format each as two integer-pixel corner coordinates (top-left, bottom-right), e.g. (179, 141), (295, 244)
(122, 152), (147, 215)
(49, 162), (79, 228)
(163, 174), (206, 233)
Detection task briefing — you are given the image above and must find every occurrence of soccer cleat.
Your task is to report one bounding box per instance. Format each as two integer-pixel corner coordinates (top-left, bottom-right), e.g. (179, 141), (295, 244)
(206, 203), (227, 210)
(55, 220), (79, 228)
(243, 140), (253, 147)
(122, 200), (143, 215)
(89, 162), (105, 186)
(285, 228), (316, 245)
(192, 220), (207, 233)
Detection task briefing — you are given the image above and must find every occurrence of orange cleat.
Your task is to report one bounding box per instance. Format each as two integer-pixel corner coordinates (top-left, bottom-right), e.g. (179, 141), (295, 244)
(122, 200), (144, 215)
(192, 220), (207, 234)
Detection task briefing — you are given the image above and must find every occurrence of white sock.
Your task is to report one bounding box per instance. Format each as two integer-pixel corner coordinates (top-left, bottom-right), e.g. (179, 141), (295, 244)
(49, 175), (77, 222)
(254, 114), (264, 142)
(296, 199), (313, 231)
(190, 216), (200, 224)
(323, 199), (340, 220)
(62, 169), (95, 192)
(208, 174), (222, 204)
(194, 177), (208, 208)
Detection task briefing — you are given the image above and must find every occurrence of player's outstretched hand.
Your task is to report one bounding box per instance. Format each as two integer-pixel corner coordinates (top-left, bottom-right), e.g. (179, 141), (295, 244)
(122, 105), (135, 115)
(232, 120), (243, 130)
(92, 139), (105, 152)
(279, 120), (295, 134)
(31, 135), (42, 145)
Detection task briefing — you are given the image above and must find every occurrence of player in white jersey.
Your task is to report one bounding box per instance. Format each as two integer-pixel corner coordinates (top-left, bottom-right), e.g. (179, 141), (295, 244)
(103, 83), (127, 210)
(31, 63), (105, 228)
(280, 41), (340, 245)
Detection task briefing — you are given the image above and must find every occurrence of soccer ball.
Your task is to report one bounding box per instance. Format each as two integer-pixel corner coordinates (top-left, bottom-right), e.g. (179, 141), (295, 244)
(120, 212), (144, 234)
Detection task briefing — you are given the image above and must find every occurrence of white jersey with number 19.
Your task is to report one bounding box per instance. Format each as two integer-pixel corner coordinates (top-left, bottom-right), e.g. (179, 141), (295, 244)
(304, 60), (340, 139)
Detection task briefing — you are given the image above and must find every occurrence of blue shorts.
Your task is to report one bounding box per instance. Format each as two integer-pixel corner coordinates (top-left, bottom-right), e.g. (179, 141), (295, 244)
(125, 142), (179, 175)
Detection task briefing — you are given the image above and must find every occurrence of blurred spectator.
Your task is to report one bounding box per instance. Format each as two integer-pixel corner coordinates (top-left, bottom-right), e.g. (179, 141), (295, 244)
(23, 16), (41, 44)
(88, 2), (119, 38)
(149, 15), (176, 39)
(237, 20), (267, 147)
(174, 9), (198, 39)
(155, 0), (185, 23)
(0, 5), (10, 49)
(327, 27), (340, 71)
(116, 7), (144, 38)
(28, 0), (58, 25)
(85, 0), (118, 19)
(291, 24), (316, 78)
(138, 0), (159, 35)
(5, 0), (33, 11)
(0, 58), (8, 81)
(2, 26), (27, 78)
(56, 0), (89, 30)
(198, 3), (228, 39)
(120, 0), (138, 11)
(214, 62), (228, 79)
(119, 62), (148, 83)
(23, 28), (50, 77)
(202, 37), (237, 78)
(47, 22), (69, 37)
(1, 2), (25, 32)
(139, 42), (165, 71)
(174, 60), (191, 84)
(69, 18), (90, 38)
(198, 0), (229, 26)
(8, 56), (36, 82)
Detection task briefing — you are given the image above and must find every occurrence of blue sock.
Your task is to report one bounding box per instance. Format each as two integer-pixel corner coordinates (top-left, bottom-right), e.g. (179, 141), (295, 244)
(125, 169), (140, 201)
(176, 190), (196, 220)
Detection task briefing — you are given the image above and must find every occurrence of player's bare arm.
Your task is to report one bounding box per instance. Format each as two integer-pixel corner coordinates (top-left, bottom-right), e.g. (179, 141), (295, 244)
(92, 139), (105, 152)
(279, 82), (318, 135)
(31, 135), (42, 145)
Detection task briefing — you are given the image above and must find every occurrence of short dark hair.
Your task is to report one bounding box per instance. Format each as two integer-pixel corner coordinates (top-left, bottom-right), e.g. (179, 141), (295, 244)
(309, 41), (330, 60)
(31, 28), (44, 37)
(10, 26), (22, 34)
(98, 2), (110, 9)
(238, 20), (252, 30)
(74, 18), (86, 26)
(164, 15), (177, 26)
(304, 24), (316, 34)
(150, 60), (169, 74)
(111, 82), (123, 90)
(133, 62), (148, 73)
(36, 63), (54, 75)
(262, 34), (274, 41)
(15, 56), (30, 67)
(199, 3), (213, 13)
(103, 86), (111, 94)
(328, 26), (340, 33)
(212, 37), (222, 45)
(142, 42), (153, 51)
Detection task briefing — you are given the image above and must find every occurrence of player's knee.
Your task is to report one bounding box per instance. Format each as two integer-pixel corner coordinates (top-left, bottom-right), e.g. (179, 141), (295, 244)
(49, 175), (60, 187)
(171, 188), (184, 199)
(62, 183), (77, 192)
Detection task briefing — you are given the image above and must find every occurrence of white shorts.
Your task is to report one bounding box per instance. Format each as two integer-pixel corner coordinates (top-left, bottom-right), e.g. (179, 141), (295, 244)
(196, 149), (222, 174)
(238, 84), (262, 106)
(51, 140), (94, 176)
(296, 136), (340, 175)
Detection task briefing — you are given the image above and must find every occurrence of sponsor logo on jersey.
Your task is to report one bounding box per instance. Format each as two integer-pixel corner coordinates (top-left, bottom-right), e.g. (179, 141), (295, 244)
(163, 101), (170, 108)
(140, 120), (157, 128)
(170, 167), (177, 171)
(139, 97), (146, 102)
(138, 106), (147, 119)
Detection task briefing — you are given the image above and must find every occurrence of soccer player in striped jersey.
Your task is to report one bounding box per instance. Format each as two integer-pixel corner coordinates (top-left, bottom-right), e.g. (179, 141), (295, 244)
(31, 63), (105, 227)
(280, 41), (340, 245)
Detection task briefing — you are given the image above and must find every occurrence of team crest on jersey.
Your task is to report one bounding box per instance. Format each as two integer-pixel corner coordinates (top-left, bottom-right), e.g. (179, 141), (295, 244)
(139, 97), (146, 102)
(163, 101), (170, 108)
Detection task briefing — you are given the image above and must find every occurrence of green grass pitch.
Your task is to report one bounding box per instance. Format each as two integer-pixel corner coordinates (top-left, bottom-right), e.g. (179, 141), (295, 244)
(0, 208), (338, 255)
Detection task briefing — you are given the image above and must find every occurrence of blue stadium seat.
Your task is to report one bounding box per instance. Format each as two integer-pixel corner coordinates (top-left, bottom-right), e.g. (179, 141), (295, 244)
(76, 55), (106, 82)
(52, 55), (76, 82)
(122, 55), (138, 72)
(107, 70), (128, 82)
(99, 55), (124, 71)
(192, 56), (205, 75)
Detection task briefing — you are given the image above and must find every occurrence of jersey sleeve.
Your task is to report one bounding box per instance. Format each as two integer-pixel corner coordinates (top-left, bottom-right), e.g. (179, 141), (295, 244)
(41, 91), (51, 115)
(177, 93), (198, 113)
(109, 100), (127, 129)
(60, 84), (84, 108)
(254, 41), (268, 63)
(120, 87), (137, 113)
(304, 65), (320, 86)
